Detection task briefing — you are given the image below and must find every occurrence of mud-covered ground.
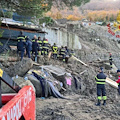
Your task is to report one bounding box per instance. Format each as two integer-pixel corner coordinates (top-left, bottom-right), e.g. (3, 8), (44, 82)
(1, 24), (120, 120)
(36, 94), (120, 120)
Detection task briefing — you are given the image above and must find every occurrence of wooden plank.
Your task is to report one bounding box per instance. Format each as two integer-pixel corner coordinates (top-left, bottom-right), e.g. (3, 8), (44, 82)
(0, 56), (19, 62)
(48, 51), (52, 60)
(10, 45), (17, 50)
(106, 77), (118, 89)
(71, 55), (88, 67)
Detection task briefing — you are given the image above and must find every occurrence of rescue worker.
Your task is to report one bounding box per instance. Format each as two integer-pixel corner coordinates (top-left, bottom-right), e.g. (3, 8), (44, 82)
(65, 46), (69, 55)
(37, 36), (43, 55)
(17, 31), (26, 42)
(32, 39), (39, 62)
(116, 70), (120, 95)
(95, 67), (107, 106)
(17, 31), (26, 60)
(42, 38), (49, 56)
(59, 46), (66, 62)
(65, 46), (70, 63)
(70, 49), (75, 57)
(32, 35), (37, 42)
(109, 53), (113, 69)
(17, 39), (26, 60)
(52, 43), (58, 59)
(25, 37), (32, 58)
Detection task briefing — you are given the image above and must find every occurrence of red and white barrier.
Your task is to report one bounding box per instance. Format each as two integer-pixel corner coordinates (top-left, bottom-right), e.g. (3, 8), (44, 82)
(0, 86), (36, 120)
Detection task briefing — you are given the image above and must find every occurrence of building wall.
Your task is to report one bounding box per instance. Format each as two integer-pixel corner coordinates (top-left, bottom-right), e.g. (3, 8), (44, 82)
(0, 28), (45, 45)
(43, 27), (82, 49)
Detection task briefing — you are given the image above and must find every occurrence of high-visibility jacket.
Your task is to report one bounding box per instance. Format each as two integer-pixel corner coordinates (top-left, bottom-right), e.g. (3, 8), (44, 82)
(17, 35), (26, 41)
(70, 50), (75, 56)
(60, 48), (66, 55)
(95, 72), (106, 84)
(32, 39), (36, 42)
(38, 40), (43, 49)
(109, 55), (112, 62)
(42, 40), (49, 49)
(52, 46), (58, 54)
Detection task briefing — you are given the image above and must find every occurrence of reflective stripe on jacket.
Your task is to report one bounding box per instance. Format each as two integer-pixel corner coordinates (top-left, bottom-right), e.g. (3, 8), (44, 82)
(42, 40), (49, 49)
(32, 39), (36, 42)
(52, 46), (58, 54)
(60, 48), (65, 55)
(109, 56), (112, 61)
(17, 35), (26, 41)
(95, 72), (106, 84)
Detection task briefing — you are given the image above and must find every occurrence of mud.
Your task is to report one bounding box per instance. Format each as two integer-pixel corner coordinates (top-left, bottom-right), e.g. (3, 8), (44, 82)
(36, 94), (120, 120)
(1, 24), (120, 120)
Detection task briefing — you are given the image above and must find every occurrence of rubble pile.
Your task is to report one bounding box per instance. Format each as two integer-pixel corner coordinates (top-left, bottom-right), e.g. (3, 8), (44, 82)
(1, 24), (120, 119)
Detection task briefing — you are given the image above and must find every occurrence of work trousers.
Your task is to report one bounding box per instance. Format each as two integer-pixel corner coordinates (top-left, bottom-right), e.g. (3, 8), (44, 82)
(60, 54), (65, 62)
(26, 49), (31, 58)
(42, 48), (49, 55)
(32, 50), (38, 57)
(53, 53), (57, 59)
(97, 84), (107, 100)
(118, 85), (120, 95)
(110, 61), (112, 68)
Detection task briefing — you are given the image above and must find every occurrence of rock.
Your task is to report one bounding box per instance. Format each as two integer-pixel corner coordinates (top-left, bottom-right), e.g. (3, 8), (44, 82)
(104, 63), (117, 73)
(6, 58), (33, 77)
(103, 62), (111, 70)
(27, 74), (42, 97)
(19, 80), (35, 92)
(110, 64), (118, 74)
(0, 62), (4, 70)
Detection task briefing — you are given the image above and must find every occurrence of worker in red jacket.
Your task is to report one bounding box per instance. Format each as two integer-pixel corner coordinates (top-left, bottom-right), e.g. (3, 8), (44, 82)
(116, 69), (120, 95)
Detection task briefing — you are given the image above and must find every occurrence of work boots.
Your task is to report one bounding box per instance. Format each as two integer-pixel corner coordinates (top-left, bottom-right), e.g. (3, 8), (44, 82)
(95, 100), (101, 106)
(103, 100), (106, 106)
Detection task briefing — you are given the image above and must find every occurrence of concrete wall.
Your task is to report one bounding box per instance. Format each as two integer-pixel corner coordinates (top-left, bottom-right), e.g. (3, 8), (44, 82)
(43, 27), (82, 49)
(0, 28), (45, 40)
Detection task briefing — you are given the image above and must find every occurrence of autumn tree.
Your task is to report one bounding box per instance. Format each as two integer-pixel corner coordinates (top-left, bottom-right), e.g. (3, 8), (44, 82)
(0, 0), (90, 19)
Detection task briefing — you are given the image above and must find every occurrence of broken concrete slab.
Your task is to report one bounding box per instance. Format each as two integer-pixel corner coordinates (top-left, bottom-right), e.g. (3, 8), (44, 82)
(5, 58), (33, 77)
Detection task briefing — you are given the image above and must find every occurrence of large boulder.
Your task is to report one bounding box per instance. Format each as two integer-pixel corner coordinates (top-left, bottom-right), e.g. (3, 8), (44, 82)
(27, 74), (42, 97)
(5, 58), (33, 77)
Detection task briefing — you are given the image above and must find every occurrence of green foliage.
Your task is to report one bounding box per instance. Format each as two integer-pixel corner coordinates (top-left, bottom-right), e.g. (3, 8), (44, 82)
(0, 10), (13, 18)
(0, 0), (90, 19)
(39, 17), (54, 25)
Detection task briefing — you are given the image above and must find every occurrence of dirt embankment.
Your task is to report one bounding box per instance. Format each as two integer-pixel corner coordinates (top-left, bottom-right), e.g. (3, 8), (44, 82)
(1, 24), (120, 120)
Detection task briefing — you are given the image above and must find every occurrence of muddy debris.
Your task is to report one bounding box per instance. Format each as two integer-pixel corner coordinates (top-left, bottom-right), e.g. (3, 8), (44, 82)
(5, 58), (33, 77)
